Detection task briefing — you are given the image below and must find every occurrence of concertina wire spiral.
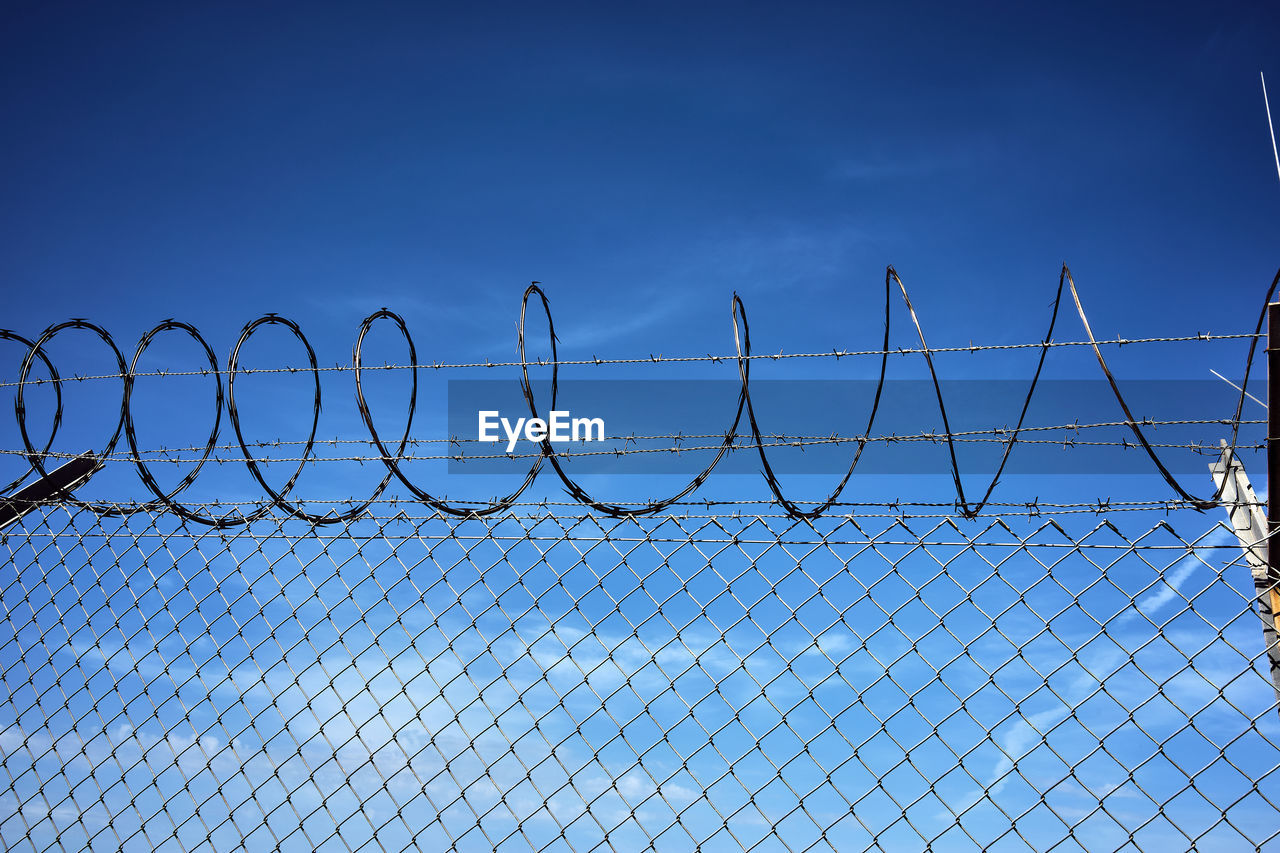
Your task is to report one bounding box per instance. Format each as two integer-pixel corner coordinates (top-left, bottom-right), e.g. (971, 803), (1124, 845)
(3, 264), (1276, 526)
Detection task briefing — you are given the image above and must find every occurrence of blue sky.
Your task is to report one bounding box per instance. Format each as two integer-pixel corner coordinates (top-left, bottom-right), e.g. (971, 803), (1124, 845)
(2, 0), (1278, 512)
(2, 3), (1280, 851)
(2, 1), (1277, 346)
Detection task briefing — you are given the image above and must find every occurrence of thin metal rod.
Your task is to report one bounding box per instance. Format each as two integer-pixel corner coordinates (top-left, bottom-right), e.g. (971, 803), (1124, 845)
(1264, 72), (1280, 185)
(1210, 368), (1267, 409)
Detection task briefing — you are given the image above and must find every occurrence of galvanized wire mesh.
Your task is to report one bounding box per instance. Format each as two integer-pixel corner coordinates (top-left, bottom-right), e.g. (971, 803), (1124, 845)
(1, 503), (1276, 851)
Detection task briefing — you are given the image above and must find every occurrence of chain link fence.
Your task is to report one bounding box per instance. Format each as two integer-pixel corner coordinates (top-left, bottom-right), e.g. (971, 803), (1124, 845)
(1, 501), (1276, 851)
(2, 270), (1278, 849)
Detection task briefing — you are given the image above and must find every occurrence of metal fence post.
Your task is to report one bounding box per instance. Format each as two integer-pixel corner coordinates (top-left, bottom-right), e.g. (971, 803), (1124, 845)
(1268, 301), (1280, 693)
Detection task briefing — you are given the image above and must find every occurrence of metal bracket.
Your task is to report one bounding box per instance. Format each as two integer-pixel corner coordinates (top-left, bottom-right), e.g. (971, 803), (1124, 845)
(0, 452), (103, 532)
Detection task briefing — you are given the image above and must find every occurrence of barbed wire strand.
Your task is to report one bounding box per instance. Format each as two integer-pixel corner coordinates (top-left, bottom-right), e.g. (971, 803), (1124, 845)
(1, 416), (1259, 461)
(0, 432), (1259, 465)
(0, 497), (1252, 522)
(0, 332), (1261, 387)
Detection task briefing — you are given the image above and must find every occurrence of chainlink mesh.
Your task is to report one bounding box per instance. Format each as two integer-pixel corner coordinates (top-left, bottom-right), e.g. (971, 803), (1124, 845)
(0, 503), (1276, 851)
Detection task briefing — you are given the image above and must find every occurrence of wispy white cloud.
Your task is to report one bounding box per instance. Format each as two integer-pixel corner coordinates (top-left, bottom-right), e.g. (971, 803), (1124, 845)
(676, 220), (877, 296)
(550, 296), (691, 351)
